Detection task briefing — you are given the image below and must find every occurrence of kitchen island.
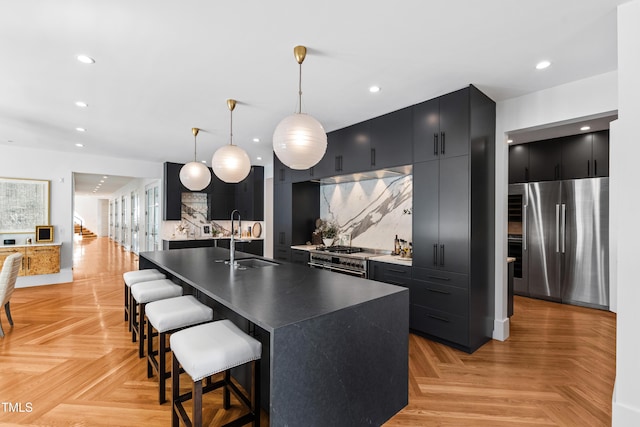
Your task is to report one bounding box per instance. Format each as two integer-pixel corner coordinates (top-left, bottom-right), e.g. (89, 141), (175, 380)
(139, 247), (409, 426)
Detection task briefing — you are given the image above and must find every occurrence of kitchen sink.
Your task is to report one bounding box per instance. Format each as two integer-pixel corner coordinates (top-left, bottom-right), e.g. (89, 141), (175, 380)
(229, 258), (279, 268)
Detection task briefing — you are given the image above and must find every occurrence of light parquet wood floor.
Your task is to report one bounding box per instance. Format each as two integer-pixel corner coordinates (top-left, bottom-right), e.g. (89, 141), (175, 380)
(0, 237), (615, 426)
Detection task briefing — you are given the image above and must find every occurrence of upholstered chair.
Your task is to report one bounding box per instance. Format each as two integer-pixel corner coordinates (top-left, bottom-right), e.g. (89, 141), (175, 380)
(0, 253), (23, 337)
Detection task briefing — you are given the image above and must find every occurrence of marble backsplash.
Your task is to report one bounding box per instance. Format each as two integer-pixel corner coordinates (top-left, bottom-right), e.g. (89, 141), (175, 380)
(320, 175), (412, 251)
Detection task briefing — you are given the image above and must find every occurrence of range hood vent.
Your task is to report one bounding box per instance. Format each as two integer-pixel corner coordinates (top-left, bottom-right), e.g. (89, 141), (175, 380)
(313, 165), (412, 185)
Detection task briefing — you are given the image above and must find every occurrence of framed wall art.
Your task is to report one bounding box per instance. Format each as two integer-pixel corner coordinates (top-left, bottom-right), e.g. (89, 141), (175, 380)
(0, 177), (50, 233)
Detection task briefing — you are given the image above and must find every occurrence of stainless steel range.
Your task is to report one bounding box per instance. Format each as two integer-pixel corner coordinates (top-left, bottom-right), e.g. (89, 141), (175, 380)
(308, 246), (377, 278)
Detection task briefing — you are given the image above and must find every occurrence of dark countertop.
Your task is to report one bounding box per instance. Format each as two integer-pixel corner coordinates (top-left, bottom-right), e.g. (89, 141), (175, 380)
(139, 247), (406, 333)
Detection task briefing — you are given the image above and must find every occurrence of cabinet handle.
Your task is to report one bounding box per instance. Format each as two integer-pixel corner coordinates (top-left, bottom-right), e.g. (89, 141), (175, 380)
(433, 133), (438, 156)
(427, 275), (451, 281)
(525, 167), (529, 181)
(555, 164), (559, 180)
(388, 268), (407, 274)
(335, 156), (340, 171)
(433, 244), (438, 266)
(371, 148), (376, 166)
(427, 287), (451, 295)
(587, 160), (590, 177)
(441, 132), (445, 155)
(440, 244), (445, 266)
(310, 166), (314, 177)
(594, 160), (597, 176)
(428, 314), (450, 323)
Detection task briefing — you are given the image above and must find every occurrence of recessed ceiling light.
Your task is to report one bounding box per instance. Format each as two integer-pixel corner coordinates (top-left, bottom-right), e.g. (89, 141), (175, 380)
(201, 160), (207, 164)
(580, 126), (591, 131)
(75, 127), (86, 132)
(253, 138), (260, 143)
(75, 101), (88, 107)
(369, 86), (381, 93)
(75, 143), (84, 148)
(507, 139), (514, 143)
(536, 60), (551, 70)
(256, 156), (262, 161)
(99, 180), (104, 183)
(103, 176), (108, 179)
(77, 55), (95, 64)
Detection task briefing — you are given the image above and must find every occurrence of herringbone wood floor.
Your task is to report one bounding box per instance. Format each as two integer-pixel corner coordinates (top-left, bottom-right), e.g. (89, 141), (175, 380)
(0, 237), (615, 426)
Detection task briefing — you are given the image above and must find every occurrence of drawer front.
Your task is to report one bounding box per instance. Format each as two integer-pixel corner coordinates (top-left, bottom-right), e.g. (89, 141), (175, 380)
(381, 264), (412, 286)
(370, 261), (411, 286)
(291, 249), (310, 265)
(409, 280), (468, 316)
(410, 304), (468, 346)
(274, 246), (291, 262)
(412, 267), (468, 289)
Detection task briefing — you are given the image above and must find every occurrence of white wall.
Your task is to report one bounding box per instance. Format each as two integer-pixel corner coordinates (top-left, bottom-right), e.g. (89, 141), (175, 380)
(612, 1), (640, 424)
(74, 195), (103, 236)
(0, 144), (162, 286)
(493, 71), (618, 340)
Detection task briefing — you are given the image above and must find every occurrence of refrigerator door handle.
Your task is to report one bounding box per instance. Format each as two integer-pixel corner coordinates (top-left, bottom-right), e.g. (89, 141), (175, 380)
(523, 204), (528, 251)
(556, 203), (560, 252)
(561, 203), (566, 253)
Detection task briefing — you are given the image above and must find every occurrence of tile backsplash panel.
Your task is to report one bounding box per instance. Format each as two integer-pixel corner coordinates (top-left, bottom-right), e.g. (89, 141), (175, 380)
(320, 175), (412, 251)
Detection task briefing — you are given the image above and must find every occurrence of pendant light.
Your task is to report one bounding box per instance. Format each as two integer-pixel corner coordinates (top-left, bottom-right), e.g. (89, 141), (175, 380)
(179, 127), (211, 191)
(273, 45), (327, 170)
(212, 99), (251, 183)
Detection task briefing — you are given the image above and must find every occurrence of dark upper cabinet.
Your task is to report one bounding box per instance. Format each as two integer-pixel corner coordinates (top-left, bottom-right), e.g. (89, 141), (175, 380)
(234, 166), (264, 220)
(561, 134), (593, 180)
(561, 131), (610, 180)
(592, 130), (609, 177)
(164, 161), (263, 222)
(508, 130), (610, 183)
(369, 107), (413, 169)
(413, 88), (470, 163)
(508, 144), (529, 183)
(163, 162), (187, 220)
(529, 138), (562, 182)
(331, 122), (372, 174)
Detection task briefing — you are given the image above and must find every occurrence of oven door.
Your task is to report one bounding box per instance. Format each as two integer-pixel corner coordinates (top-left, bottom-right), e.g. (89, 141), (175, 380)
(308, 259), (367, 278)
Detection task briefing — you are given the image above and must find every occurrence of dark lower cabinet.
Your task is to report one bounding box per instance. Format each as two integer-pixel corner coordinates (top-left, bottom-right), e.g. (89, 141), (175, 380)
(291, 249), (310, 266)
(163, 239), (217, 250)
(369, 261), (411, 287)
(409, 267), (493, 353)
(234, 240), (264, 256)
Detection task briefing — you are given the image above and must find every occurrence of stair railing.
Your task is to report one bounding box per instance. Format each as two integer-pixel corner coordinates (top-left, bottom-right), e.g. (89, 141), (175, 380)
(73, 216), (84, 236)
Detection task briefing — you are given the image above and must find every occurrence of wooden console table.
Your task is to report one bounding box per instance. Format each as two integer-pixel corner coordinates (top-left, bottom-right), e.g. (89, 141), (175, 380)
(0, 243), (61, 276)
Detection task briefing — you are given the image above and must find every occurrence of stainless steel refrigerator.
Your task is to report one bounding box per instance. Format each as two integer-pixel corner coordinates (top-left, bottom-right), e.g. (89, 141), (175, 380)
(515, 177), (609, 309)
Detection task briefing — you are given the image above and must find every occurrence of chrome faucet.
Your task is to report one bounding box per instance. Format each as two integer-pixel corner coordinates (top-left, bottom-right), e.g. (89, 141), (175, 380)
(229, 209), (241, 267)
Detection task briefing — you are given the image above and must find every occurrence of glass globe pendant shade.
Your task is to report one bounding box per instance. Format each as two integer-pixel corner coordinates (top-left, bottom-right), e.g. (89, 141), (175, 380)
(273, 113), (327, 170)
(212, 144), (251, 183)
(179, 161), (211, 191)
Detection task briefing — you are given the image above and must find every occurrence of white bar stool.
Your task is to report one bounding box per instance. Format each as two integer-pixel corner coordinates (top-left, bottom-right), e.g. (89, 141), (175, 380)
(123, 269), (166, 329)
(145, 295), (213, 404)
(130, 279), (183, 358)
(170, 320), (261, 427)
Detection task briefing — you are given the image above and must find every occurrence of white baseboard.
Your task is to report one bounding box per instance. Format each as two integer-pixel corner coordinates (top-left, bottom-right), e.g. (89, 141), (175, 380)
(613, 382), (640, 426)
(15, 268), (73, 288)
(492, 317), (510, 341)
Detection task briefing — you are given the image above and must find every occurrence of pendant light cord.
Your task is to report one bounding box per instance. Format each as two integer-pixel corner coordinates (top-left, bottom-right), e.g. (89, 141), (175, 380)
(193, 134), (197, 162)
(298, 63), (303, 114)
(229, 108), (234, 146)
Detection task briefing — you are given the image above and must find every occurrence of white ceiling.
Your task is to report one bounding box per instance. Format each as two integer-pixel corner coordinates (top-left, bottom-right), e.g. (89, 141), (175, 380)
(1, 1), (625, 195)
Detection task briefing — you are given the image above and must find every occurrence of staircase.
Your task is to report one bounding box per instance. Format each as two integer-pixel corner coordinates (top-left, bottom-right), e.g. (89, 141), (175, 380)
(74, 224), (97, 239)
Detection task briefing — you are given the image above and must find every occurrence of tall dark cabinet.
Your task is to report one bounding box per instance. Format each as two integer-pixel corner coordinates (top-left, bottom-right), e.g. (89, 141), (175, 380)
(411, 85), (495, 353)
